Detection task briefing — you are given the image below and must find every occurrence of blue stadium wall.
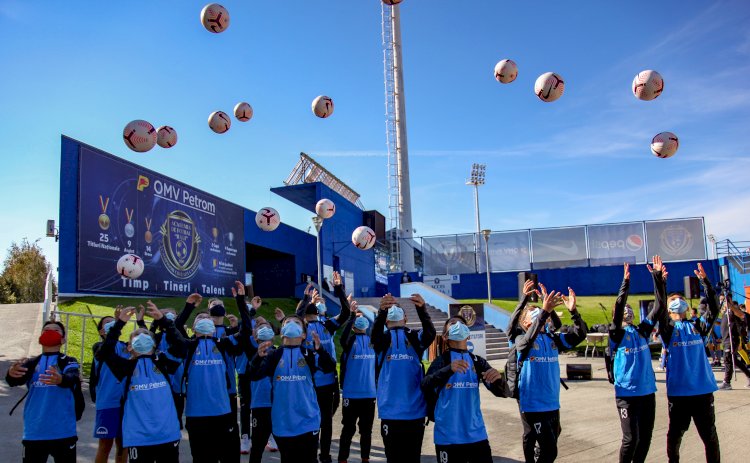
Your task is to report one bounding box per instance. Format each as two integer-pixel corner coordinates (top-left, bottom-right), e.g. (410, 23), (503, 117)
(389, 260), (721, 299)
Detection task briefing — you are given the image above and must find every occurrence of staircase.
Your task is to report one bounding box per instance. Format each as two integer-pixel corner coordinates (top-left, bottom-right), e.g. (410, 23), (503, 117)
(356, 298), (510, 361)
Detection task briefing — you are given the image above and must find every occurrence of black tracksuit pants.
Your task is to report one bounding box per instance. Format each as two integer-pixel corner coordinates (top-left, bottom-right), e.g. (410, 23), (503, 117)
(185, 413), (240, 463)
(666, 393), (720, 463)
(127, 440), (180, 463)
(249, 407), (272, 463)
(172, 393), (185, 430)
(380, 418), (426, 463)
(337, 397), (376, 462)
(520, 409), (561, 463)
(238, 373), (251, 437)
(275, 431), (318, 463)
(22, 437), (77, 463)
(616, 393), (656, 463)
(723, 349), (750, 384)
(434, 439), (493, 463)
(315, 383), (339, 462)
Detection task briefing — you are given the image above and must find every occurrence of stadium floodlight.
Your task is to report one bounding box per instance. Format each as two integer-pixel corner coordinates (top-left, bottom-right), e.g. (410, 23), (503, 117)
(466, 163), (486, 272)
(312, 216), (324, 293)
(481, 229), (492, 304)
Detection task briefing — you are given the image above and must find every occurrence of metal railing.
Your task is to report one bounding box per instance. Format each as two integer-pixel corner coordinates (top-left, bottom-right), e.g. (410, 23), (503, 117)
(716, 239), (750, 273)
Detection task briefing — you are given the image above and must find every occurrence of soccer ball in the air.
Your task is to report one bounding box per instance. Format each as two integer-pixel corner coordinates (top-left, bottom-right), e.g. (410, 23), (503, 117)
(651, 132), (679, 158)
(123, 120), (157, 153)
(534, 72), (565, 102)
(156, 126), (177, 148)
(383, 0), (404, 5)
(632, 70), (664, 101)
(208, 111), (231, 134)
(256, 207), (280, 231)
(200, 3), (230, 33)
(494, 59), (517, 84)
(312, 96), (334, 118)
(352, 226), (376, 250)
(117, 254), (144, 279)
(234, 102), (253, 122)
(315, 199), (336, 219)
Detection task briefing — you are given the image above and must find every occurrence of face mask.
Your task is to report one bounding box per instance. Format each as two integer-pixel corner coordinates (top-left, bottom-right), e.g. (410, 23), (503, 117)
(528, 308), (542, 323)
(39, 330), (63, 347)
(164, 312), (176, 321)
(354, 316), (369, 331)
(131, 333), (155, 354)
(209, 304), (226, 317)
(194, 318), (216, 335)
(387, 306), (404, 322)
(623, 306), (634, 324)
(317, 303), (327, 315)
(103, 320), (116, 334)
(256, 326), (275, 342)
(281, 321), (303, 338)
(447, 321), (471, 341)
(668, 298), (689, 314)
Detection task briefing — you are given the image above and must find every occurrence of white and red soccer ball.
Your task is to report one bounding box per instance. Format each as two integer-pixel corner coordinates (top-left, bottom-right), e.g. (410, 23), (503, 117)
(494, 59), (518, 84)
(123, 120), (157, 153)
(651, 132), (679, 158)
(208, 111), (231, 134)
(315, 199), (336, 219)
(117, 254), (144, 279)
(534, 72), (565, 102)
(632, 70), (664, 101)
(312, 96), (334, 118)
(200, 3), (230, 33)
(234, 102), (253, 122)
(352, 226), (376, 250)
(256, 207), (280, 232)
(156, 126), (177, 148)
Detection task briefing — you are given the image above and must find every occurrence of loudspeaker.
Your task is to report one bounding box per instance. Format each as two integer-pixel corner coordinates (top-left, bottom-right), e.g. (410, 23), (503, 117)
(363, 210), (386, 241)
(684, 276), (701, 300)
(566, 364), (592, 380)
(518, 272), (538, 302)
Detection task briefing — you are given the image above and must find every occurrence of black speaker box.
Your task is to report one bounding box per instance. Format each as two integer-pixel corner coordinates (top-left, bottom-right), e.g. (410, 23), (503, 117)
(684, 276), (701, 300)
(566, 364), (592, 380)
(518, 272), (539, 302)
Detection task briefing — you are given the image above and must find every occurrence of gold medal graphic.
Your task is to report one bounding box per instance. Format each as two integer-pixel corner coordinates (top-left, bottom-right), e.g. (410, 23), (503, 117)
(212, 227), (219, 242)
(98, 195), (110, 230)
(144, 217), (153, 244)
(124, 208), (135, 238)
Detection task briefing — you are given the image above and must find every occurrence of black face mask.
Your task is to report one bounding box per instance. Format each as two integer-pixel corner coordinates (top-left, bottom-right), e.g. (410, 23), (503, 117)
(209, 304), (226, 317)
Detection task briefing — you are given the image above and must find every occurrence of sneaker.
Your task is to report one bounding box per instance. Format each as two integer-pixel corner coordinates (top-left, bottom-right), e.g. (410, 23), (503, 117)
(266, 435), (278, 453)
(718, 382), (732, 390)
(240, 434), (250, 455)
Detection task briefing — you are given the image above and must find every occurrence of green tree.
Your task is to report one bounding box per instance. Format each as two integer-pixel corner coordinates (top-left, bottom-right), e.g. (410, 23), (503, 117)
(0, 239), (55, 303)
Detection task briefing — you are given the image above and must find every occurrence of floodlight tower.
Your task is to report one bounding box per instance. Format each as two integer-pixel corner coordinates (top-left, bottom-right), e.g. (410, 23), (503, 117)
(466, 163), (486, 271)
(382, 2), (415, 272)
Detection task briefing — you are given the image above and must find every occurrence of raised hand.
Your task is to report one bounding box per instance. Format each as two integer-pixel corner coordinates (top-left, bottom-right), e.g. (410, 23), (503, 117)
(304, 284), (313, 296)
(233, 281), (245, 297)
(312, 331), (321, 350)
(310, 289), (321, 305)
(258, 341), (273, 357)
(450, 359), (470, 374)
(523, 279), (536, 296)
(694, 262), (707, 280)
(410, 293), (426, 309)
(542, 290), (563, 313)
(114, 305), (123, 320)
(251, 296), (262, 310)
(39, 365), (62, 385)
(380, 294), (396, 312)
(186, 293), (203, 306)
(226, 314), (238, 328)
(7, 358), (28, 379)
(647, 255), (665, 274)
(136, 305), (145, 321)
(482, 368), (502, 384)
(274, 307), (285, 322)
(561, 287), (577, 312)
(145, 301), (162, 320)
(350, 299), (359, 313)
(332, 271), (342, 287)
(624, 263), (630, 280)
(118, 307), (136, 323)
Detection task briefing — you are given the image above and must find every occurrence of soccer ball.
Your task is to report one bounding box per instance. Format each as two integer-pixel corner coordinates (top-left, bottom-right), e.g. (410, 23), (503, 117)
(117, 254), (144, 279)
(234, 102), (253, 122)
(494, 59), (518, 84)
(315, 199), (336, 219)
(256, 207), (280, 232)
(383, 0), (404, 4)
(156, 126), (177, 148)
(200, 3), (230, 33)
(651, 132), (679, 158)
(352, 226), (376, 250)
(312, 96), (334, 118)
(208, 111), (231, 134)
(123, 120), (157, 153)
(632, 70), (664, 101)
(534, 72), (565, 102)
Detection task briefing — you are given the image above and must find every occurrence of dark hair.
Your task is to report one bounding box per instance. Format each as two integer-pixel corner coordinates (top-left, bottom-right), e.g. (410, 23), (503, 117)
(282, 315), (307, 330)
(442, 315), (468, 332)
(97, 316), (114, 331)
(43, 320), (65, 337)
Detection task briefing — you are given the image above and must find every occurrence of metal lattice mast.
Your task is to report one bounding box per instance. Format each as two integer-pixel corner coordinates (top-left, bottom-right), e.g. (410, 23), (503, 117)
(382, 2), (414, 272)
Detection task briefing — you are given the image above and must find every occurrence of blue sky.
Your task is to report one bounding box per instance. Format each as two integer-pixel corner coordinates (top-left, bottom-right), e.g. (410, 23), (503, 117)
(0, 0), (749, 271)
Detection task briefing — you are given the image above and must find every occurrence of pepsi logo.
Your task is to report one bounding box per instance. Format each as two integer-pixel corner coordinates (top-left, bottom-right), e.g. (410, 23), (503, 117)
(625, 234), (644, 252)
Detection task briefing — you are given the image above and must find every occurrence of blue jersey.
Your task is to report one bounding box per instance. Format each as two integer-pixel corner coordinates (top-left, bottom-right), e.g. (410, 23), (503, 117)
(94, 342), (128, 409)
(22, 353), (79, 441)
(612, 324), (657, 397)
(434, 351), (488, 446)
(376, 329), (427, 420)
(122, 357), (181, 447)
(304, 320), (338, 387)
(271, 346), (320, 437)
(185, 338), (231, 417)
(251, 344), (274, 409)
(342, 334), (376, 399)
(214, 325), (237, 394)
(157, 333), (185, 394)
(518, 334), (560, 413)
(666, 320), (718, 397)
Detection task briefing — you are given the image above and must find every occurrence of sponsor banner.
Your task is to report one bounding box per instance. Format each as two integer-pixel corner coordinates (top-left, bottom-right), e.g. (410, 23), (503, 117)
(449, 303), (486, 357)
(530, 227), (588, 269)
(425, 275), (460, 297)
(422, 235), (477, 275)
(645, 218), (707, 262)
(77, 147), (245, 296)
(478, 230), (531, 272)
(587, 222), (646, 266)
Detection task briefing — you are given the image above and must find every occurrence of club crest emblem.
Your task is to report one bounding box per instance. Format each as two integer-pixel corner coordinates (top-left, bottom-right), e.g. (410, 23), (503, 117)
(459, 305), (478, 327)
(160, 210), (201, 279)
(660, 225), (693, 257)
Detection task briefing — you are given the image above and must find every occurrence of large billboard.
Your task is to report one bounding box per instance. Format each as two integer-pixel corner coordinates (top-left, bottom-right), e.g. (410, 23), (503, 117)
(645, 218), (707, 262)
(422, 235), (477, 275)
(77, 147), (245, 296)
(478, 230), (531, 272)
(587, 222), (647, 266)
(531, 227), (588, 269)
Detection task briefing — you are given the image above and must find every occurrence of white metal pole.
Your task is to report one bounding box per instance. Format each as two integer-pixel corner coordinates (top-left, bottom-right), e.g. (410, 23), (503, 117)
(484, 233), (491, 304)
(474, 184), (481, 272)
